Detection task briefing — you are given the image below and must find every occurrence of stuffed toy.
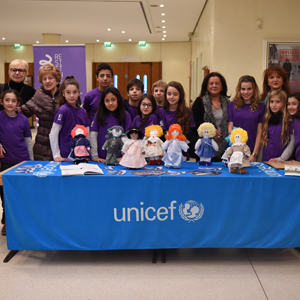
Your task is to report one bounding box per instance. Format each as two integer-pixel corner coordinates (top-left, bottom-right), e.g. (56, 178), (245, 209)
(119, 127), (147, 169)
(226, 128), (251, 174)
(69, 125), (91, 164)
(162, 124), (189, 168)
(195, 122), (218, 166)
(102, 125), (125, 165)
(144, 125), (164, 165)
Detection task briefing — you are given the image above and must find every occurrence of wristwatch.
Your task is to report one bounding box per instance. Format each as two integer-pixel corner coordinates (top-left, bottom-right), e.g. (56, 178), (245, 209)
(252, 153), (258, 158)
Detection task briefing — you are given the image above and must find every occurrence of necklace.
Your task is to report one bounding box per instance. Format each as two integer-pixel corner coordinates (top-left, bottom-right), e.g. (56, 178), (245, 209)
(8, 82), (24, 95)
(211, 101), (221, 110)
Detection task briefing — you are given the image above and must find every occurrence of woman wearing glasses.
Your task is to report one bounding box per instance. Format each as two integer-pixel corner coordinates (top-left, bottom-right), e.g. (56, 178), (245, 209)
(0, 59), (36, 111)
(227, 75), (265, 162)
(20, 63), (61, 160)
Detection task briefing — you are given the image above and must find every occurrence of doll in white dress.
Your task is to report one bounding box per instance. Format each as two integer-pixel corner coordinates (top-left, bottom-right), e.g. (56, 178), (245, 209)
(227, 128), (251, 174)
(119, 127), (147, 169)
(144, 125), (164, 165)
(162, 124), (189, 168)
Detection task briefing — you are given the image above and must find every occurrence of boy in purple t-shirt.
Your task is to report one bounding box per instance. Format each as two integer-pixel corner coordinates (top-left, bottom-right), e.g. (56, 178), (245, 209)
(123, 79), (144, 121)
(152, 79), (167, 108)
(83, 63), (113, 122)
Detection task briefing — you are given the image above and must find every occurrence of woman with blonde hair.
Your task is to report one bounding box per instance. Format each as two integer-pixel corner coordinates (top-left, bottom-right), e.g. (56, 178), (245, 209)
(20, 63), (61, 160)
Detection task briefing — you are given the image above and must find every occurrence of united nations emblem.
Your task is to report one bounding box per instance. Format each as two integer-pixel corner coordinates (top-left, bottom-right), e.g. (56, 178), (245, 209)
(179, 200), (204, 223)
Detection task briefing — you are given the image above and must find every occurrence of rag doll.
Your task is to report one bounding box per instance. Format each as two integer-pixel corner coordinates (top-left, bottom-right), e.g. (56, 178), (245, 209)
(119, 127), (147, 169)
(144, 124), (164, 165)
(195, 122), (218, 165)
(69, 125), (91, 164)
(102, 125), (125, 165)
(227, 128), (251, 174)
(162, 124), (189, 168)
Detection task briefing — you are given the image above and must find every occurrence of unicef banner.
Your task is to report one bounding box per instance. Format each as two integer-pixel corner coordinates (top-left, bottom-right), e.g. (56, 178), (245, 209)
(33, 44), (87, 99)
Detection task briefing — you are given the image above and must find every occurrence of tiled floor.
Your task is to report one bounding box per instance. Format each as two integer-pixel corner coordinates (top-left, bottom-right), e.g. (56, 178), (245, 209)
(1, 237), (300, 300)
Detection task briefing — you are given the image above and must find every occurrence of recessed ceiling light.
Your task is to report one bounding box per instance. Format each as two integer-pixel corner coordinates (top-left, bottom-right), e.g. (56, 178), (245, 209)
(163, 31), (166, 33)
(122, 31), (125, 33)
(129, 39), (132, 41)
(96, 39), (99, 42)
(160, 4), (164, 7)
(2, 37), (5, 40)
(36, 41), (40, 44)
(161, 13), (165, 16)
(162, 26), (166, 28)
(108, 28), (111, 31)
(163, 35), (166, 37)
(162, 20), (165, 23)
(162, 38), (165, 40)
(65, 40), (69, 43)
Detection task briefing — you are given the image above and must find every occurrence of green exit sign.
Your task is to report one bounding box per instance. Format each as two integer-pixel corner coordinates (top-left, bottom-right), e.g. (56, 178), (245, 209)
(104, 42), (112, 47)
(14, 44), (21, 49)
(138, 41), (146, 47)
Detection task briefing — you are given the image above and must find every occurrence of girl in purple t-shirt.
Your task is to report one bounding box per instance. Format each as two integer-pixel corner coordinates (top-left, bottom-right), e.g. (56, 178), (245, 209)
(132, 93), (159, 137)
(0, 89), (33, 234)
(261, 90), (294, 162)
(90, 87), (132, 162)
(49, 76), (90, 162)
(287, 93), (300, 161)
(228, 75), (265, 162)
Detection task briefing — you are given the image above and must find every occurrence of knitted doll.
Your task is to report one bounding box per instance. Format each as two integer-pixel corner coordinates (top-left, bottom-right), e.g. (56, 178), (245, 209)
(69, 125), (91, 164)
(144, 124), (164, 165)
(162, 124), (189, 168)
(119, 127), (147, 169)
(195, 122), (218, 166)
(102, 125), (125, 165)
(227, 128), (251, 174)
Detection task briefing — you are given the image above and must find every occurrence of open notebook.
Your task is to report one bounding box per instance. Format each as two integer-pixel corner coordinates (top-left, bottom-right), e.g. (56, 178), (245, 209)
(60, 163), (104, 176)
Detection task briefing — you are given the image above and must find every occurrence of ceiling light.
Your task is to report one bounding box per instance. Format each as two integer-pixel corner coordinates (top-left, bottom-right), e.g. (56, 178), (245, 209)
(162, 38), (165, 41)
(163, 35), (166, 37)
(65, 40), (69, 43)
(2, 37), (5, 40)
(162, 20), (165, 23)
(160, 4), (164, 7)
(129, 39), (132, 42)
(104, 42), (112, 47)
(108, 28), (111, 31)
(96, 39), (99, 42)
(161, 13), (165, 16)
(122, 31), (125, 33)
(163, 31), (166, 33)
(36, 41), (40, 44)
(162, 26), (166, 28)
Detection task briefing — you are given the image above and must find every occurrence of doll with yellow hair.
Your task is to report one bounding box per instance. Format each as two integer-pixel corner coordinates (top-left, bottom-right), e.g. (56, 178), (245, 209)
(226, 128), (251, 174)
(162, 124), (189, 168)
(195, 122), (218, 165)
(144, 124), (164, 165)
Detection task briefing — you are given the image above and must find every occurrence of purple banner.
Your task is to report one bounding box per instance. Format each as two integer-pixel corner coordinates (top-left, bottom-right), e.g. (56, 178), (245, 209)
(33, 45), (87, 100)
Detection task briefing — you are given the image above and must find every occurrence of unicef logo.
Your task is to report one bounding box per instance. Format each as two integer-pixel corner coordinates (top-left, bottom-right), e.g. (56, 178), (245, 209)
(179, 200), (204, 223)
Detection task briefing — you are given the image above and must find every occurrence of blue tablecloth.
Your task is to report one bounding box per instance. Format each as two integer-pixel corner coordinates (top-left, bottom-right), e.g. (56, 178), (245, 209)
(2, 161), (300, 250)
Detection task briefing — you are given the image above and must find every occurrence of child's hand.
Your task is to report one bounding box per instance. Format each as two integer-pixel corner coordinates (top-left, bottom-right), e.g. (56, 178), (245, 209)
(54, 156), (65, 162)
(249, 155), (257, 162)
(0, 145), (6, 158)
(269, 158), (278, 162)
(93, 158), (103, 163)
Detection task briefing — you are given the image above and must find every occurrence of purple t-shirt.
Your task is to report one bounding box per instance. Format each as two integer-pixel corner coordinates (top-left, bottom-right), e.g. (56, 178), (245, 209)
(294, 119), (300, 161)
(127, 104), (138, 121)
(132, 114), (160, 137)
(227, 102), (265, 151)
(263, 121), (293, 161)
(91, 111), (132, 159)
(54, 103), (90, 158)
(82, 88), (102, 122)
(0, 111), (31, 164)
(157, 108), (196, 131)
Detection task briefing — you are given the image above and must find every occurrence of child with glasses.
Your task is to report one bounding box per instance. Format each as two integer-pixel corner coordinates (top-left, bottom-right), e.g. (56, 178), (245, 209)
(131, 93), (160, 137)
(227, 75), (265, 162)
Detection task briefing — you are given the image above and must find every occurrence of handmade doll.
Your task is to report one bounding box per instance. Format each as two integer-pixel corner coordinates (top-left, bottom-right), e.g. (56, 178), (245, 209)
(195, 122), (218, 166)
(69, 125), (91, 164)
(102, 125), (125, 165)
(119, 127), (147, 169)
(144, 124), (164, 165)
(162, 124), (189, 168)
(227, 128), (251, 174)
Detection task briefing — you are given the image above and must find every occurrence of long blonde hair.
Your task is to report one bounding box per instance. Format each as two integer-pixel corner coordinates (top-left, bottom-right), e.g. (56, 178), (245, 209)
(261, 90), (290, 147)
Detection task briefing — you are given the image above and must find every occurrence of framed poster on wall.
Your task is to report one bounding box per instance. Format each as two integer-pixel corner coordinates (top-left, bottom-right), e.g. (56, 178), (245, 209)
(263, 40), (300, 92)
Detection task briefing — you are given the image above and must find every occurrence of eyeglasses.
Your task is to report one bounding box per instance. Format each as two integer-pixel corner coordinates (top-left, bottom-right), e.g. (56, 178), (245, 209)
(141, 103), (152, 108)
(42, 76), (55, 82)
(10, 69), (26, 74)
